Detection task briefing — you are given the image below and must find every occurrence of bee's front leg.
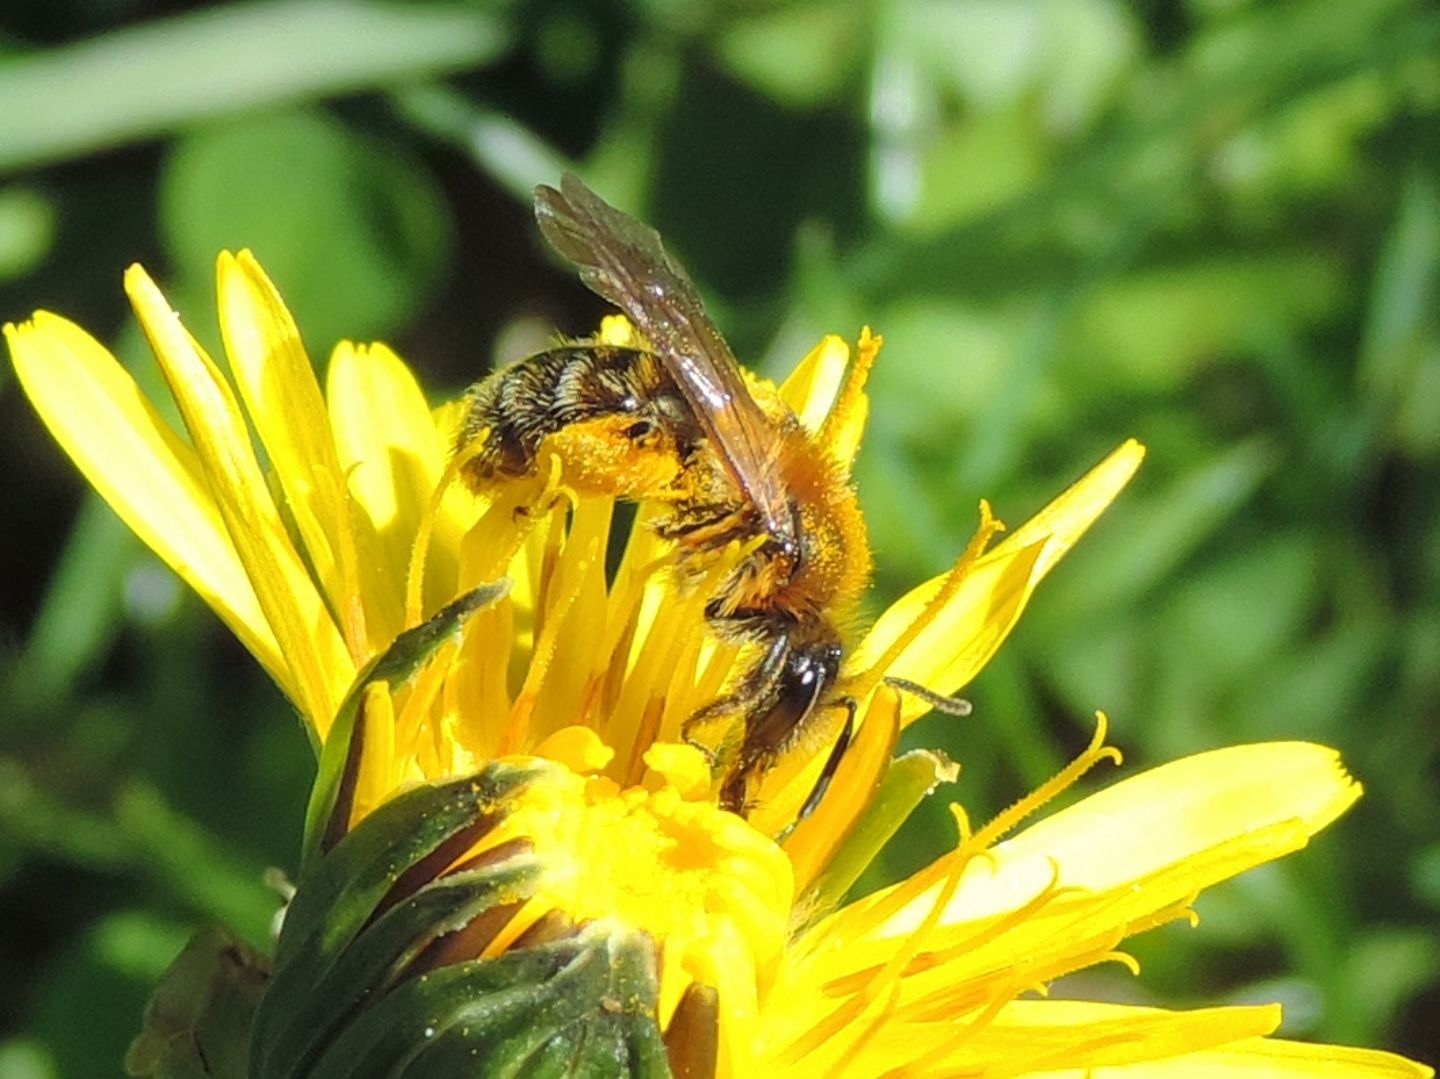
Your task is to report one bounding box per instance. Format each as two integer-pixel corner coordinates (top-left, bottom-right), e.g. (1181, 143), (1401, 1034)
(678, 633), (794, 813)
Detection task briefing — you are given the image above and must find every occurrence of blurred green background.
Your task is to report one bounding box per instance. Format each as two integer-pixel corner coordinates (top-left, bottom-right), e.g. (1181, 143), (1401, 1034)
(0, 0), (1437, 1074)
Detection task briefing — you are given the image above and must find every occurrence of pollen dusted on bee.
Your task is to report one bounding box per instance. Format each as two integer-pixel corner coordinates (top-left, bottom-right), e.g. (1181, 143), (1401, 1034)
(453, 172), (877, 823)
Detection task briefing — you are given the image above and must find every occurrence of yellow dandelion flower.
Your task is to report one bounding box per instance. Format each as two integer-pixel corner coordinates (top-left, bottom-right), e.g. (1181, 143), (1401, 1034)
(6, 217), (1431, 1077)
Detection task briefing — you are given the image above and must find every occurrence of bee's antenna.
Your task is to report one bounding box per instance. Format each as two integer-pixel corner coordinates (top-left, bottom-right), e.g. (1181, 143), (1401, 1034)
(883, 677), (972, 717)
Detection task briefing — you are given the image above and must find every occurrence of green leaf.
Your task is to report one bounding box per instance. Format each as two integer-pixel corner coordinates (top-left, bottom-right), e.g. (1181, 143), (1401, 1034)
(126, 928), (269, 1079)
(389, 86), (576, 202)
(1038, 438), (1278, 621)
(0, 184), (55, 281)
(1360, 171), (1440, 456)
(302, 581), (510, 867)
(306, 925), (670, 1079)
(1333, 928), (1440, 1045)
(0, 1040), (56, 1079)
(257, 764), (550, 1077)
(891, 0), (1139, 125)
(0, 0), (511, 173)
(257, 761), (672, 1078)
(117, 783), (283, 949)
(1072, 251), (1347, 390)
(29, 913), (201, 1079)
(715, 5), (865, 108)
(160, 108), (453, 349)
(4, 496), (136, 723)
(258, 850), (543, 1076)
(806, 748), (957, 911)
(1159, 533), (1322, 688)
(289, 765), (542, 969)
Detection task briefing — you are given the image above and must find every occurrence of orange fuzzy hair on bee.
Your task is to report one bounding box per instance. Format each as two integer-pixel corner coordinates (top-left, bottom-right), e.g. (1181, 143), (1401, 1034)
(455, 173), (883, 820)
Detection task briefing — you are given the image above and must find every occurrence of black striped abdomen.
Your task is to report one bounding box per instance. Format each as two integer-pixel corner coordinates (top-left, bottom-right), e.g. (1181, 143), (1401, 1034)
(455, 345), (679, 488)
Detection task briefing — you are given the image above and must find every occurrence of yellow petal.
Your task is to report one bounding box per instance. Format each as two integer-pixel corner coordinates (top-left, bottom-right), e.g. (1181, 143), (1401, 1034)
(216, 250), (367, 661)
(879, 742), (1360, 936)
(1109, 1036), (1437, 1078)
(124, 264), (351, 734)
(853, 537), (1048, 725)
(821, 326), (879, 467)
(327, 340), (455, 646)
(535, 725), (615, 773)
(993, 437), (1145, 577)
(854, 439), (1144, 725)
(773, 687), (902, 892)
(348, 681), (397, 828)
(988, 740), (1359, 898)
(982, 1002), (1432, 1077)
(796, 999), (1281, 1077)
(782, 743), (1359, 1034)
(5, 313), (284, 684)
(779, 334), (849, 432)
(327, 341), (445, 545)
(644, 742), (713, 800)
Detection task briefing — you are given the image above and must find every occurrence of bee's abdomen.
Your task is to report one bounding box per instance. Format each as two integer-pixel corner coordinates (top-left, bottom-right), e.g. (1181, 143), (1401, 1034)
(455, 345), (669, 488)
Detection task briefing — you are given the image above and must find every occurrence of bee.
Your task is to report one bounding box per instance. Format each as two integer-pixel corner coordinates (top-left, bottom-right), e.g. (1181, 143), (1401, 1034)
(453, 342), (699, 503)
(457, 174), (872, 819)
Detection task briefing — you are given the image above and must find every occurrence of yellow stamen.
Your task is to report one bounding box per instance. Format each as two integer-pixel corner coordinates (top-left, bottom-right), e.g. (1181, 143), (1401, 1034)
(503, 536), (596, 754)
(820, 326), (881, 468)
(406, 437), (486, 626)
(779, 803), (972, 1065)
(820, 862), (1072, 997)
(394, 637), (454, 765)
(350, 682), (396, 828)
(971, 712), (1122, 851)
(850, 501), (1005, 703)
(534, 725), (615, 773)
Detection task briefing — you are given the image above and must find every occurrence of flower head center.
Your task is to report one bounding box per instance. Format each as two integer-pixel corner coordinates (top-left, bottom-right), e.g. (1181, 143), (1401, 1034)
(480, 766), (794, 1025)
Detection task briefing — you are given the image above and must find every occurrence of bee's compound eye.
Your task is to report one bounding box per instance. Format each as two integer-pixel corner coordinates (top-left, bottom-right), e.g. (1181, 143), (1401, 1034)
(624, 418), (657, 441)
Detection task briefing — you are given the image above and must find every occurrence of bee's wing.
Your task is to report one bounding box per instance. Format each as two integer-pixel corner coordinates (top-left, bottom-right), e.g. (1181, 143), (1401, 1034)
(535, 173), (794, 544)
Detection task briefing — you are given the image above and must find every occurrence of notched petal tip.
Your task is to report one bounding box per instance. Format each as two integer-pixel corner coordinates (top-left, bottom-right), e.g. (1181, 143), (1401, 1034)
(2, 316), (30, 348)
(986, 741), (1363, 910)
